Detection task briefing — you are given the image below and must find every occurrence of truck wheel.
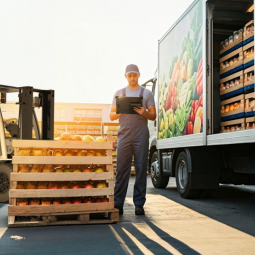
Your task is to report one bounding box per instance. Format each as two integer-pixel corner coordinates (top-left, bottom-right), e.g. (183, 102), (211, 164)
(0, 163), (12, 203)
(175, 152), (199, 199)
(150, 152), (169, 188)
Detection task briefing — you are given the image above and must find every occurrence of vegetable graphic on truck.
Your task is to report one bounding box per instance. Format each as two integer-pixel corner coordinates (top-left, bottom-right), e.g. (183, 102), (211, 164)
(158, 0), (203, 139)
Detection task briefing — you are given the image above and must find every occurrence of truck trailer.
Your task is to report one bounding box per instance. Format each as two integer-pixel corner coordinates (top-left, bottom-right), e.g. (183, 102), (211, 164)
(147, 0), (255, 198)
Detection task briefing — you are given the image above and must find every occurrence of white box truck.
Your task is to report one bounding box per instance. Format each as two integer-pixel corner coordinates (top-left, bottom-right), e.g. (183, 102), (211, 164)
(146, 0), (255, 198)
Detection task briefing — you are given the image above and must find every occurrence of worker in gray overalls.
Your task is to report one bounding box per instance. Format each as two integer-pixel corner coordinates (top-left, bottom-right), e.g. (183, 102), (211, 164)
(109, 64), (156, 215)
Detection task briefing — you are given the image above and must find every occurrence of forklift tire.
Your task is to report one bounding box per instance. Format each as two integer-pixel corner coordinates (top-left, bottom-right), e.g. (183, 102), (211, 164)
(150, 152), (169, 189)
(0, 163), (12, 203)
(175, 152), (199, 199)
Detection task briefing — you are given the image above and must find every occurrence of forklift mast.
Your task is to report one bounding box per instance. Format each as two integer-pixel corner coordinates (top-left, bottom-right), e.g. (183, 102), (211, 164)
(18, 86), (54, 140)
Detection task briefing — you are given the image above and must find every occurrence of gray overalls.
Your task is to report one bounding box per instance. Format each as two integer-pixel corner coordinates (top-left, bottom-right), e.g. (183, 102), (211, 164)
(114, 86), (149, 207)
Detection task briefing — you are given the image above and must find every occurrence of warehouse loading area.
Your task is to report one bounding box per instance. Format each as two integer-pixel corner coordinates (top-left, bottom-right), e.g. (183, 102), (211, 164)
(1, 0), (255, 253)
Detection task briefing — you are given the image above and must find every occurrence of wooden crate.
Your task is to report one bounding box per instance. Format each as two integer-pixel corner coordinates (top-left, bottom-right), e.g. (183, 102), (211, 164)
(245, 92), (255, 111)
(220, 70), (244, 99)
(8, 134), (119, 227)
(220, 94), (244, 121)
(220, 30), (243, 57)
(243, 41), (254, 66)
(220, 47), (243, 78)
(243, 20), (254, 45)
(246, 116), (255, 129)
(244, 66), (254, 90)
(221, 118), (245, 133)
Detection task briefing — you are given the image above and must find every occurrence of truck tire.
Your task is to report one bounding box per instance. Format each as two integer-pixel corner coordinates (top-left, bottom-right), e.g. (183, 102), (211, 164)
(0, 163), (12, 203)
(175, 152), (199, 199)
(150, 151), (169, 188)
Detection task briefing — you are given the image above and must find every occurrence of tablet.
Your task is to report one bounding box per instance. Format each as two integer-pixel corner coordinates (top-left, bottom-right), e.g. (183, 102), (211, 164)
(116, 96), (143, 114)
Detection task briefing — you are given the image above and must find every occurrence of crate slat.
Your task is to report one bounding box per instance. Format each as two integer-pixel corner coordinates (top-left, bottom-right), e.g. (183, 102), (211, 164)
(12, 156), (112, 165)
(8, 203), (114, 216)
(12, 140), (113, 150)
(221, 118), (245, 127)
(11, 172), (114, 182)
(221, 94), (244, 106)
(10, 187), (114, 198)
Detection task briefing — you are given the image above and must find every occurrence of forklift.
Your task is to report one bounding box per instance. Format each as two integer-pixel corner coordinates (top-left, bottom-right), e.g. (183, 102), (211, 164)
(0, 85), (54, 202)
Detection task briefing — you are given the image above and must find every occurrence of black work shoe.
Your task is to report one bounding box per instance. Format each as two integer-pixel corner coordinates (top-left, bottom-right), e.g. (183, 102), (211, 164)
(135, 205), (145, 215)
(115, 206), (123, 215)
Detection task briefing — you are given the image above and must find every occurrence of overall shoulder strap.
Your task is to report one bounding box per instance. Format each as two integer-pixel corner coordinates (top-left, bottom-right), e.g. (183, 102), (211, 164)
(139, 86), (145, 97)
(122, 87), (126, 97)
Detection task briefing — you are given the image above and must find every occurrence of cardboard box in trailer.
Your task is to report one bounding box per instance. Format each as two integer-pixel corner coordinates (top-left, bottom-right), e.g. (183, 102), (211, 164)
(147, 0), (255, 198)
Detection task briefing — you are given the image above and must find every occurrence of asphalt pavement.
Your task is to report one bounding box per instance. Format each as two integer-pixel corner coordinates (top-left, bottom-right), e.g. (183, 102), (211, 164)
(0, 177), (255, 255)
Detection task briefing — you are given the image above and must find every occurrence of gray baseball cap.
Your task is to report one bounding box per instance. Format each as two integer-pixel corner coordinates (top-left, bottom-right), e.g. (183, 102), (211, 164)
(125, 64), (139, 74)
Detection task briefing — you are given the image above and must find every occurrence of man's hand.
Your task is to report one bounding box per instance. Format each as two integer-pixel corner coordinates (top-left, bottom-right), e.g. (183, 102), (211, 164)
(133, 105), (156, 121)
(109, 105), (121, 121)
(133, 107), (146, 116)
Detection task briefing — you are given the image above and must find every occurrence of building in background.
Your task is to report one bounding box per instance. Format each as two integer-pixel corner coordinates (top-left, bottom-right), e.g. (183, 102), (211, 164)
(1, 102), (119, 139)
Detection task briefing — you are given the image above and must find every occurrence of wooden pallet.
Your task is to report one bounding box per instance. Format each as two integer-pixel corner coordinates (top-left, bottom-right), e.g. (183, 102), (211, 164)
(8, 209), (119, 228)
(8, 134), (119, 227)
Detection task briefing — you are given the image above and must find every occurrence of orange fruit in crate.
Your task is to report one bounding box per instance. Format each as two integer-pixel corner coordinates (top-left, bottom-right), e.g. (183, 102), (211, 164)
(94, 167), (104, 173)
(82, 135), (94, 141)
(95, 137), (106, 142)
(54, 150), (63, 156)
(61, 132), (72, 140)
(86, 150), (95, 156)
(72, 135), (82, 141)
(76, 150), (86, 156)
(19, 165), (31, 173)
(42, 165), (54, 172)
(84, 184), (94, 189)
(82, 168), (91, 172)
(96, 182), (107, 188)
(64, 150), (74, 156)
(95, 151), (103, 156)
(102, 198), (109, 203)
(73, 169), (82, 173)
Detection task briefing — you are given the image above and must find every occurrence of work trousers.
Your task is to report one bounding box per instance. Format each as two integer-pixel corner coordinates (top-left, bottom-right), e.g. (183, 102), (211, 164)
(114, 125), (149, 207)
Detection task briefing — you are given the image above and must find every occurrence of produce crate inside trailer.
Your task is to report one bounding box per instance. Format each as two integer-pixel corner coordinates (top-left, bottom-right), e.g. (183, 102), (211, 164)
(220, 47), (243, 79)
(220, 70), (244, 100)
(244, 65), (254, 91)
(245, 92), (255, 117)
(243, 40), (254, 69)
(243, 20), (254, 46)
(220, 29), (243, 58)
(220, 94), (244, 122)
(221, 118), (245, 133)
(8, 134), (119, 227)
(246, 116), (255, 130)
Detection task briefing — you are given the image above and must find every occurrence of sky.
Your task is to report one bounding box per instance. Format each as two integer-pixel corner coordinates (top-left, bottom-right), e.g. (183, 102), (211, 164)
(0, 0), (194, 104)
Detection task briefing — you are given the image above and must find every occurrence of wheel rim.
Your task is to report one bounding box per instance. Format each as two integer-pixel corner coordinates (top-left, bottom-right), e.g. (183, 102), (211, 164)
(0, 172), (9, 194)
(178, 160), (188, 190)
(151, 157), (159, 182)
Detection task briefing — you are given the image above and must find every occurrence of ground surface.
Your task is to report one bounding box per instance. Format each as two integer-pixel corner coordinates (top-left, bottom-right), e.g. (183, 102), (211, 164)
(0, 177), (255, 255)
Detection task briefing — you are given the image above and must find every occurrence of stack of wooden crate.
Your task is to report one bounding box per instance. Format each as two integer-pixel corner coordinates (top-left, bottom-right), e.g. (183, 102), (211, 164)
(219, 21), (254, 132)
(8, 134), (119, 227)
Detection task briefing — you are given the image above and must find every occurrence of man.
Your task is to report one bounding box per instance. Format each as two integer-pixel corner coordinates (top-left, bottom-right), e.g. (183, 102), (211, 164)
(109, 64), (156, 215)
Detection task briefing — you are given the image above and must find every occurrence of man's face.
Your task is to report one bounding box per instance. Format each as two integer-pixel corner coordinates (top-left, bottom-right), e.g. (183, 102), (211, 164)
(125, 72), (140, 86)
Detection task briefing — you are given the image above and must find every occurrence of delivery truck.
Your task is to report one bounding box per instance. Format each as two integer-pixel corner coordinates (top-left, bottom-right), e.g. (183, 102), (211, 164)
(148, 0), (255, 198)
